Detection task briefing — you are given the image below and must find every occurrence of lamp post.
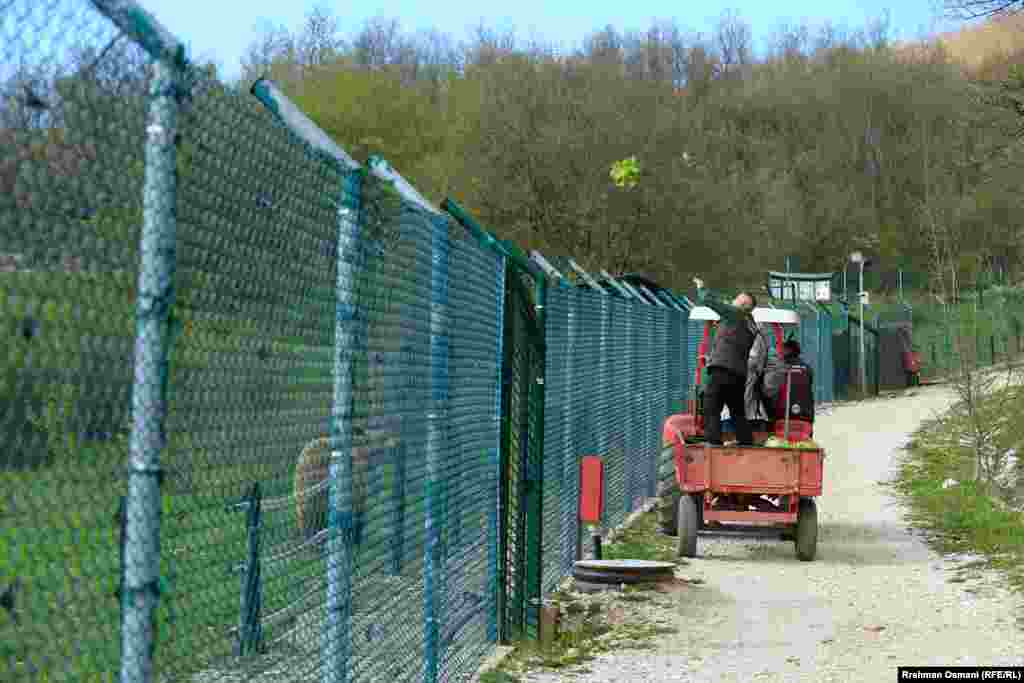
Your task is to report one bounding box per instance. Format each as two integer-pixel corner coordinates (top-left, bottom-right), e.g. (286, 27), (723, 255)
(850, 251), (868, 392)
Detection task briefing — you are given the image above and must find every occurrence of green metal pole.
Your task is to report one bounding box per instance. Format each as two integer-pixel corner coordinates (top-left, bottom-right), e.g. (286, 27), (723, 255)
(524, 274), (547, 638)
(84, 6), (192, 682)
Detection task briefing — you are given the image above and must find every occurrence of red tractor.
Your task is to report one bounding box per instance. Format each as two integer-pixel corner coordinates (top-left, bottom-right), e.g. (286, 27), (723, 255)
(657, 306), (824, 561)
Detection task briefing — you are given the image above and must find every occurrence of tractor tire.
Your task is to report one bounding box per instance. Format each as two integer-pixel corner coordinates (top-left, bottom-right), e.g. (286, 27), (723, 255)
(795, 497), (818, 562)
(676, 495), (699, 558)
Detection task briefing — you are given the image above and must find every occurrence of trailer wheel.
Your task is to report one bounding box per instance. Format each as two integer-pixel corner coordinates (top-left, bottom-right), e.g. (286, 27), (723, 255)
(676, 495), (699, 558)
(795, 497), (818, 562)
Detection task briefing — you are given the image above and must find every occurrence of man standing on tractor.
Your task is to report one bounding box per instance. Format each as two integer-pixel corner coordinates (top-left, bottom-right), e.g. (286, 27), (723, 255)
(693, 278), (759, 446)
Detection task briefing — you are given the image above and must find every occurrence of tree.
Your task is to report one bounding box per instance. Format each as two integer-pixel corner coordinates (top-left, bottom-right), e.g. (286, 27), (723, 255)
(945, 0), (1024, 18)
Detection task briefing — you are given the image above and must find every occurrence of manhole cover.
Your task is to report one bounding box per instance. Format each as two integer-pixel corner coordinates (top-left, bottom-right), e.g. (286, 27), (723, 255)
(575, 560), (675, 573)
(572, 560), (676, 586)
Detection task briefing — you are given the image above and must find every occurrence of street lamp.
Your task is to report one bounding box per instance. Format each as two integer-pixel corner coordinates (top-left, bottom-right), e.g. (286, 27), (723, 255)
(850, 251), (871, 392)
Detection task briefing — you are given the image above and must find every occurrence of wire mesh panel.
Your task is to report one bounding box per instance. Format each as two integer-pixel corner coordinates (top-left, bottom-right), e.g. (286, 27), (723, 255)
(636, 304), (655, 510)
(650, 307), (669, 498)
(679, 310), (691, 412)
(666, 308), (682, 415)
(818, 308), (834, 402)
(658, 310), (687, 498)
(1, 2), (152, 679)
(439, 225), (503, 682)
(799, 310), (820, 401)
(164, 70), (350, 683)
(541, 286), (569, 595)
(573, 290), (602, 528)
(622, 301), (637, 516)
(602, 297), (629, 529)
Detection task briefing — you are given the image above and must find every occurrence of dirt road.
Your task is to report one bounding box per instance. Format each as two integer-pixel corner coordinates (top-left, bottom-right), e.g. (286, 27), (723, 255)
(525, 385), (1024, 682)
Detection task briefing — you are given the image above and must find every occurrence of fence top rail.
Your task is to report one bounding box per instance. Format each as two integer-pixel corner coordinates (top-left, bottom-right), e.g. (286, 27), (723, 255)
(251, 78), (360, 172)
(90, 0), (187, 66)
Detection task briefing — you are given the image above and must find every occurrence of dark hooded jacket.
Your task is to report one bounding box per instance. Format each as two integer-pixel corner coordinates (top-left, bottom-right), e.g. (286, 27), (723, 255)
(699, 292), (759, 377)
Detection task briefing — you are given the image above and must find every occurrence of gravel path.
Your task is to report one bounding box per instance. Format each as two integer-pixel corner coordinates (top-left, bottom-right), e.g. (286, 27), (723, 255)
(523, 384), (1024, 682)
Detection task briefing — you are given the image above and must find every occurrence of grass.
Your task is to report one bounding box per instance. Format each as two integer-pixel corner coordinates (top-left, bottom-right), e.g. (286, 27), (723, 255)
(479, 509), (682, 682)
(891, 392), (1024, 593)
(600, 510), (679, 564)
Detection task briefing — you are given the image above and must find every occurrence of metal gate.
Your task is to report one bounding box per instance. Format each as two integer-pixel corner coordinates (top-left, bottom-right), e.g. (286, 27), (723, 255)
(498, 269), (545, 642)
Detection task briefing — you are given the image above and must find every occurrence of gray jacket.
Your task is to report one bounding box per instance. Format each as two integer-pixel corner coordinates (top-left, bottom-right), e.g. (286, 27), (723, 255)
(744, 324), (771, 419)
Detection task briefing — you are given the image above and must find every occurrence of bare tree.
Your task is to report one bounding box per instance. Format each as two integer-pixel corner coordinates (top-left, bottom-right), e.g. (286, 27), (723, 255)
(352, 16), (405, 68)
(583, 25), (624, 67)
(621, 20), (689, 85)
(296, 4), (346, 68)
(714, 10), (753, 77)
(240, 21), (297, 83)
(945, 0), (1024, 19)
(463, 22), (518, 69)
(770, 21), (812, 63)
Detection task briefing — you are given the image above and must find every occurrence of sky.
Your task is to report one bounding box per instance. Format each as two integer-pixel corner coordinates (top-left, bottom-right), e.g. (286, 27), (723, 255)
(143, 0), (966, 79)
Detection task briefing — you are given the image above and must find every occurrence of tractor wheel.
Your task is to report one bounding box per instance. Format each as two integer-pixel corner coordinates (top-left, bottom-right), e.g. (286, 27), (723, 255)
(795, 498), (818, 562)
(676, 495), (699, 558)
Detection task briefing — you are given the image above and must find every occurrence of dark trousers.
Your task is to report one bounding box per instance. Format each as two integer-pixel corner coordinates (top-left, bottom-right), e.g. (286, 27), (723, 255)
(704, 367), (753, 446)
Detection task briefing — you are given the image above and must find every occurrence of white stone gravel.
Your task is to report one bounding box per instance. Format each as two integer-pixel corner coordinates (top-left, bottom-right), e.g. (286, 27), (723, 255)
(518, 384), (1024, 682)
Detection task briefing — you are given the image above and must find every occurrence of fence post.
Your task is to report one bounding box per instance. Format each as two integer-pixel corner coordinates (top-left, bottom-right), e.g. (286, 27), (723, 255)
(487, 255), (506, 643)
(88, 0), (189, 672)
(424, 211), (451, 682)
(249, 77), (363, 683)
(526, 274), (547, 637)
(991, 335), (997, 365)
(237, 483), (263, 656)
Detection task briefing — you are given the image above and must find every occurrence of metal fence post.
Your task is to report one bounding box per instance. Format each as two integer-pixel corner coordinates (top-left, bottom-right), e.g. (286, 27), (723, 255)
(424, 212), (451, 682)
(238, 482), (263, 656)
(249, 77), (363, 683)
(87, 3), (189, 680)
(488, 256), (506, 643)
(120, 54), (182, 683)
(526, 274), (547, 637)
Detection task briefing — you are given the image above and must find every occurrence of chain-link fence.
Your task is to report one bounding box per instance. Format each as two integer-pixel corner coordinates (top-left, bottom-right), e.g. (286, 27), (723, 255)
(7, 2), (990, 682)
(910, 293), (1024, 381)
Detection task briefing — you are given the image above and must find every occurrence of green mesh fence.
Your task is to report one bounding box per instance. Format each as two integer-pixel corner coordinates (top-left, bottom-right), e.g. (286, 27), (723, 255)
(10, 2), (988, 682)
(2, 1), (154, 679)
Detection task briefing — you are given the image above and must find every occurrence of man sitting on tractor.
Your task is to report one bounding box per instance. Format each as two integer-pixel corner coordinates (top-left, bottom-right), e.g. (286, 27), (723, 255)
(763, 339), (815, 426)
